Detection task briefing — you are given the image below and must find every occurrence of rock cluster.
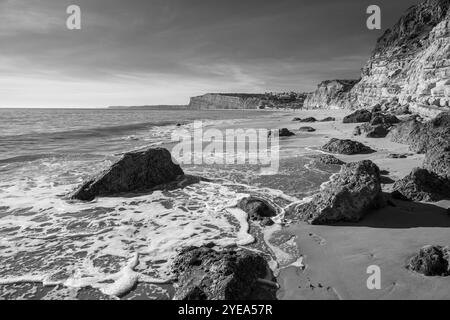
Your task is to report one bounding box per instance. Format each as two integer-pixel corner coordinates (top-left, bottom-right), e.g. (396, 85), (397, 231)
(321, 138), (375, 155)
(286, 160), (383, 224)
(71, 148), (184, 201)
(171, 246), (277, 300)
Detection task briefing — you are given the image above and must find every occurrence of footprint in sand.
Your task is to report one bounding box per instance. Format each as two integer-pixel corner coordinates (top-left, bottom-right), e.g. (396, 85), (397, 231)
(309, 232), (326, 246)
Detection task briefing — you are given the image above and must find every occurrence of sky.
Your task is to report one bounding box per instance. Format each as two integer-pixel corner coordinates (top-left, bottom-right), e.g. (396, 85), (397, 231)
(0, 0), (420, 108)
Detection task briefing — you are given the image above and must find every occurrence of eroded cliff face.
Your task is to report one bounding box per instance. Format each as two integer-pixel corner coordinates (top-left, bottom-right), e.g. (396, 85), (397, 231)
(352, 0), (450, 109)
(188, 94), (265, 110)
(303, 80), (359, 109)
(305, 0), (450, 114)
(188, 93), (307, 109)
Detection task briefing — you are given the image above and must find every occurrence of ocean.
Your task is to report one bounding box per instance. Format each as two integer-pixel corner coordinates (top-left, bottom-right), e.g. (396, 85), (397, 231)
(0, 108), (336, 299)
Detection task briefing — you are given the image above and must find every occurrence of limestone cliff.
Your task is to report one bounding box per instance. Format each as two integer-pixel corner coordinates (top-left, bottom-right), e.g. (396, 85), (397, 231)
(352, 0), (450, 109)
(188, 93), (307, 110)
(305, 0), (450, 114)
(303, 80), (359, 109)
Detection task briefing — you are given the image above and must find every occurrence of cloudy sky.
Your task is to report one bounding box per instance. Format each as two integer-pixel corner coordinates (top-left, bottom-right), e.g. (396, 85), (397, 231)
(0, 0), (419, 108)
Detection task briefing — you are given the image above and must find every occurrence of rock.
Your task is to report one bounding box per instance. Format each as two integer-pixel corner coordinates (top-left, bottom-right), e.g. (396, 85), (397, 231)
(172, 246), (277, 300)
(278, 128), (295, 137)
(321, 138), (375, 155)
(409, 112), (450, 153)
(407, 245), (450, 277)
(387, 153), (409, 159)
(311, 154), (345, 166)
(366, 124), (390, 138)
(343, 109), (372, 123)
(286, 160), (383, 224)
(371, 104), (382, 113)
(369, 113), (400, 126)
(299, 117), (317, 123)
(391, 168), (450, 202)
(392, 105), (411, 115)
(423, 141), (450, 180)
(237, 197), (277, 226)
(298, 126), (316, 132)
(320, 117), (336, 122)
(388, 117), (422, 145)
(292, 117), (302, 122)
(71, 148), (184, 201)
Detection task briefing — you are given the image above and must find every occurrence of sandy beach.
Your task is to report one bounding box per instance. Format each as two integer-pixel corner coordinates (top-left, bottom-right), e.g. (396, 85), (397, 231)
(218, 109), (450, 300)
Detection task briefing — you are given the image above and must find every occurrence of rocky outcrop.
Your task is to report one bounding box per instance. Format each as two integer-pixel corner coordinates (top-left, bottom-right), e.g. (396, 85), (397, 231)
(286, 160), (383, 224)
(172, 246), (277, 300)
(391, 168), (450, 201)
(237, 197), (277, 226)
(71, 148), (184, 201)
(388, 117), (423, 145)
(407, 245), (450, 276)
(322, 138), (375, 155)
(303, 80), (359, 109)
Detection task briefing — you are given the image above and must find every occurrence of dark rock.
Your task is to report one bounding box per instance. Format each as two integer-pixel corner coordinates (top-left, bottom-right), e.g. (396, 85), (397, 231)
(321, 138), (375, 155)
(423, 141), (450, 180)
(172, 246), (277, 300)
(299, 117), (317, 123)
(392, 104), (410, 115)
(286, 160), (383, 224)
(71, 148), (184, 201)
(298, 126), (316, 132)
(371, 104), (382, 113)
(271, 128), (295, 137)
(237, 197), (277, 226)
(366, 124), (390, 138)
(391, 168), (450, 202)
(387, 153), (409, 159)
(343, 109), (372, 123)
(292, 117), (302, 122)
(407, 245), (450, 277)
(320, 117), (336, 122)
(311, 154), (345, 166)
(370, 113), (400, 126)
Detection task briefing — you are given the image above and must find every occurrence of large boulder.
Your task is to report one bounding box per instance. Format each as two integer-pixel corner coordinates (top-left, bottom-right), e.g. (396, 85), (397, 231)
(343, 109), (372, 123)
(322, 138), (375, 155)
(391, 168), (450, 202)
(286, 160), (383, 224)
(171, 246), (277, 300)
(237, 197), (277, 226)
(299, 117), (317, 123)
(369, 113), (400, 126)
(407, 245), (450, 277)
(269, 128), (295, 137)
(71, 148), (184, 201)
(423, 142), (450, 180)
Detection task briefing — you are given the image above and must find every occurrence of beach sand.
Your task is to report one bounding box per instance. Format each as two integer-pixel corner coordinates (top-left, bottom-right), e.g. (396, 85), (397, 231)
(223, 109), (450, 300)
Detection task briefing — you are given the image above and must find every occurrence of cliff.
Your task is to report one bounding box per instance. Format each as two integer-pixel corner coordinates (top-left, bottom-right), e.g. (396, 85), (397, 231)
(305, 0), (450, 113)
(303, 80), (359, 109)
(188, 93), (307, 110)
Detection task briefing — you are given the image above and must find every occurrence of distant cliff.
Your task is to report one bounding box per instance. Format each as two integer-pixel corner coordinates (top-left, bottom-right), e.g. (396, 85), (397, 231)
(305, 0), (450, 113)
(188, 93), (307, 110)
(303, 80), (359, 109)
